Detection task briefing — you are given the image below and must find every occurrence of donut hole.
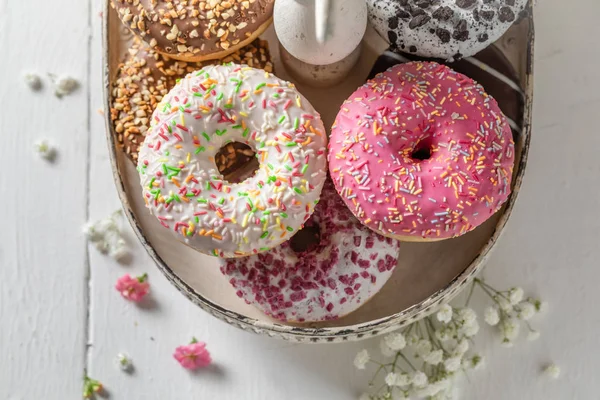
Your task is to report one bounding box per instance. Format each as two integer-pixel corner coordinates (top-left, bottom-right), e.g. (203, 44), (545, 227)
(289, 224), (321, 254)
(215, 142), (259, 184)
(410, 140), (433, 162)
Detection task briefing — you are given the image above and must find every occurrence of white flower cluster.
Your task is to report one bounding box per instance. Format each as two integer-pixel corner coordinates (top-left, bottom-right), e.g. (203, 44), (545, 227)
(356, 279), (550, 399)
(83, 210), (129, 261)
(477, 281), (546, 347)
(356, 305), (486, 400)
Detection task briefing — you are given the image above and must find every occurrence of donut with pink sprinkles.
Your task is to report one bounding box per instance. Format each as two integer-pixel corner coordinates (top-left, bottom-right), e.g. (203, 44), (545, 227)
(220, 180), (400, 322)
(328, 61), (514, 241)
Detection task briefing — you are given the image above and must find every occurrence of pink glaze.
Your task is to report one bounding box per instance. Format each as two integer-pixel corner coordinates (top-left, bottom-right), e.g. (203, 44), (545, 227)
(220, 180), (400, 322)
(328, 62), (515, 240)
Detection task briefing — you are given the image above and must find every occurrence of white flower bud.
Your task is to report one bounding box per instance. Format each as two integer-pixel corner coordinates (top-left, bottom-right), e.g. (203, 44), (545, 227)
(411, 371), (428, 387)
(52, 75), (79, 98)
(543, 363), (560, 379)
(444, 356), (462, 372)
(383, 332), (406, 351)
(509, 287), (524, 305)
(380, 339), (395, 357)
(517, 302), (535, 320)
(484, 306), (500, 326)
(424, 349), (443, 365)
(454, 339), (469, 355)
(436, 304), (453, 324)
(23, 72), (42, 91)
(353, 349), (369, 370)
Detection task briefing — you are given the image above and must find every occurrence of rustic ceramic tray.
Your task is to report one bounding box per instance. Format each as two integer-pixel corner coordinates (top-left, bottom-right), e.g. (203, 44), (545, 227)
(102, 2), (533, 342)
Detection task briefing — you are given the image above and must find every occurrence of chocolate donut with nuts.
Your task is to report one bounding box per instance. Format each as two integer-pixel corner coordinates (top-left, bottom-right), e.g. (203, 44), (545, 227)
(367, 0), (528, 60)
(110, 37), (274, 162)
(110, 0), (274, 62)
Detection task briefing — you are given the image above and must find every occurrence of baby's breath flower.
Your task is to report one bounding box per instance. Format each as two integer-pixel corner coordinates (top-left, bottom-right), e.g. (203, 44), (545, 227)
(509, 287), (524, 305)
(385, 372), (410, 388)
(23, 72), (42, 91)
(495, 295), (512, 312)
(411, 371), (428, 387)
(384, 372), (398, 387)
(50, 74), (79, 98)
(527, 330), (540, 341)
(84, 210), (129, 260)
(460, 320), (480, 337)
(416, 378), (451, 397)
(484, 306), (500, 326)
(530, 299), (548, 314)
(416, 339), (432, 357)
(424, 349), (443, 365)
(500, 317), (520, 342)
(465, 354), (485, 370)
(354, 349), (369, 370)
(383, 332), (406, 351)
(109, 238), (129, 261)
(454, 339), (469, 355)
(444, 356), (462, 372)
(436, 304), (453, 324)
(517, 302), (535, 320)
(379, 339), (395, 357)
(456, 308), (477, 325)
(435, 327), (452, 342)
(543, 363), (561, 379)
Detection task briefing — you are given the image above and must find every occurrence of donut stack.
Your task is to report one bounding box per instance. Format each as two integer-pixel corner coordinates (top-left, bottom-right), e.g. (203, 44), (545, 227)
(111, 0), (521, 323)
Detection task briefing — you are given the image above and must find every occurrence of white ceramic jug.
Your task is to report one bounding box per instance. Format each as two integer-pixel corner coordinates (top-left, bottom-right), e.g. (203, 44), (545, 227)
(274, 0), (367, 87)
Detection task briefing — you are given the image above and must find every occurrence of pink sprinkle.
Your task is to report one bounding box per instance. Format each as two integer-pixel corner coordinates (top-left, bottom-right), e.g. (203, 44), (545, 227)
(283, 99), (292, 110)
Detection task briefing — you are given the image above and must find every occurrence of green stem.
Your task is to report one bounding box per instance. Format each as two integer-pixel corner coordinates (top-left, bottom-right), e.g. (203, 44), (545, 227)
(398, 351), (418, 372)
(464, 280), (477, 307)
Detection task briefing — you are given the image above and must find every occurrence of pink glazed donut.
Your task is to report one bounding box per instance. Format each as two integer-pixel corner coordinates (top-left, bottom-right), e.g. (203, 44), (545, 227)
(220, 180), (400, 322)
(328, 61), (514, 241)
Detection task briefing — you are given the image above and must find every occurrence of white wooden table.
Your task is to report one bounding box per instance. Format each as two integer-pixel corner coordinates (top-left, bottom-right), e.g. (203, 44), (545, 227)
(1, 1), (598, 399)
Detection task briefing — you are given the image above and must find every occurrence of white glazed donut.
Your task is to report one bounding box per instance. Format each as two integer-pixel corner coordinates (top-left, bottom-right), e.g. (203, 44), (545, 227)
(367, 0), (528, 60)
(220, 180), (400, 322)
(137, 65), (328, 258)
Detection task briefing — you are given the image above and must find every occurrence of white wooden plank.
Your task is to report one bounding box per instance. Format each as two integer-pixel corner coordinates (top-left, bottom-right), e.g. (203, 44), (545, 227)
(0, 0), (91, 398)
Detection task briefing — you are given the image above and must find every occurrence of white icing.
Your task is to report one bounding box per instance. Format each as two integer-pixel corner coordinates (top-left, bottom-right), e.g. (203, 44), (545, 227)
(138, 65), (328, 257)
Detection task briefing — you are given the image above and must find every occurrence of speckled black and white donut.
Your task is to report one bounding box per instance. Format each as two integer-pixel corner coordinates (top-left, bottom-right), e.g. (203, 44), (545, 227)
(220, 180), (400, 322)
(367, 0), (528, 60)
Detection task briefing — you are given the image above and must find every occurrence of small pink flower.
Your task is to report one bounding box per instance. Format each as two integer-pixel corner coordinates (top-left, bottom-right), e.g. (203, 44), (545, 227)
(115, 273), (149, 302)
(174, 338), (212, 370)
